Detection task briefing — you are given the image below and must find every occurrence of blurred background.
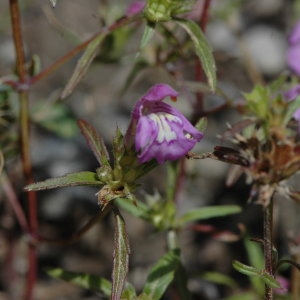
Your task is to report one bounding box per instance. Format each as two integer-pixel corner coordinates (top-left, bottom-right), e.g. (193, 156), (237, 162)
(0, 0), (299, 299)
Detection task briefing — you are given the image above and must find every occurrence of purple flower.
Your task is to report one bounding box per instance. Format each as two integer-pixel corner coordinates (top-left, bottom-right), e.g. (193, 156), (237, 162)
(287, 21), (300, 76)
(283, 84), (300, 101)
(283, 84), (300, 127)
(125, 1), (145, 16)
(125, 84), (203, 164)
(274, 276), (289, 295)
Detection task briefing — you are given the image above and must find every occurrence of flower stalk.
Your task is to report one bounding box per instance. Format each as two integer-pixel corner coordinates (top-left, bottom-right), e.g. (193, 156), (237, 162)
(9, 0), (37, 299)
(263, 194), (274, 300)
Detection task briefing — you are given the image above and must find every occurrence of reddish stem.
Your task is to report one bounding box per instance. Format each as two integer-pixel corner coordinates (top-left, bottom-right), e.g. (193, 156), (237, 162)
(193, 0), (212, 121)
(29, 15), (138, 86)
(9, 0), (38, 299)
(264, 196), (274, 300)
(1, 173), (29, 233)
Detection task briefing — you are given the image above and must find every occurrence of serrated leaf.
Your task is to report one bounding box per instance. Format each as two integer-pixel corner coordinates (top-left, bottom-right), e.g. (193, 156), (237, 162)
(112, 209), (130, 300)
(175, 18), (216, 92)
(177, 205), (241, 227)
(142, 249), (180, 300)
(61, 33), (107, 99)
(24, 171), (100, 191)
(47, 268), (111, 295)
(232, 260), (261, 277)
(78, 119), (111, 167)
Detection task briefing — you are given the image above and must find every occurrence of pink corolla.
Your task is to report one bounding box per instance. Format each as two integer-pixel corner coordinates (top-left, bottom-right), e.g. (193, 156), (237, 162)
(125, 84), (203, 164)
(125, 1), (145, 16)
(287, 21), (300, 76)
(283, 84), (300, 125)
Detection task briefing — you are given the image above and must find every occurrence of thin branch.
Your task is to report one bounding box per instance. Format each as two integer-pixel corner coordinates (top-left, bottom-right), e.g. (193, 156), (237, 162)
(9, 1), (37, 299)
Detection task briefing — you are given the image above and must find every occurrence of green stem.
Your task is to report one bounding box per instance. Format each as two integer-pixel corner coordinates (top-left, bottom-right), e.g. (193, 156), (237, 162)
(167, 229), (178, 251)
(9, 1), (37, 299)
(263, 195), (274, 300)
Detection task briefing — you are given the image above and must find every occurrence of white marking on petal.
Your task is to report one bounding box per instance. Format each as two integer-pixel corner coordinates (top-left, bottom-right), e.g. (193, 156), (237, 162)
(185, 132), (193, 140)
(149, 113), (181, 143)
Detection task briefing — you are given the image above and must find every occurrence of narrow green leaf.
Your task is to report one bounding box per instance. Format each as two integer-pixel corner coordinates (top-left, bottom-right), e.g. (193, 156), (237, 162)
(174, 262), (192, 300)
(175, 18), (217, 92)
(195, 117), (208, 133)
(61, 33), (107, 99)
(24, 171), (100, 191)
(140, 23), (156, 49)
(115, 198), (149, 220)
(47, 268), (111, 295)
(223, 292), (259, 300)
(201, 272), (238, 289)
(121, 60), (149, 94)
(178, 205), (241, 226)
(142, 249), (180, 300)
(112, 209), (130, 300)
(260, 271), (281, 288)
(232, 260), (261, 277)
(284, 95), (300, 125)
(244, 238), (264, 294)
(78, 119), (111, 167)
(121, 282), (137, 300)
(137, 294), (152, 300)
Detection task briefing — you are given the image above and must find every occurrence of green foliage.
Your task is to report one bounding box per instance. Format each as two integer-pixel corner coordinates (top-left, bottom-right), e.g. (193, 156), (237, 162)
(112, 210), (131, 300)
(143, 0), (194, 23)
(47, 268), (111, 296)
(78, 120), (111, 167)
(140, 23), (156, 49)
(175, 18), (217, 92)
(25, 171), (101, 191)
(61, 33), (107, 99)
(244, 85), (270, 120)
(243, 238), (265, 294)
(32, 101), (78, 138)
(141, 249), (181, 300)
(233, 260), (280, 289)
(201, 272), (238, 289)
(177, 205), (242, 227)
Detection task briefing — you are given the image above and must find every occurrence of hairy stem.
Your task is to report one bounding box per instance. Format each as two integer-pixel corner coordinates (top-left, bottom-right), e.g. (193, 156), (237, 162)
(9, 0), (37, 299)
(264, 196), (274, 300)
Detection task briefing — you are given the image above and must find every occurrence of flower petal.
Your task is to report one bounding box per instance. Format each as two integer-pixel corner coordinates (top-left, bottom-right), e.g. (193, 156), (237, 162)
(136, 111), (203, 164)
(125, 83), (204, 164)
(135, 115), (158, 152)
(289, 21), (300, 45)
(142, 83), (179, 102)
(126, 1), (145, 16)
(283, 84), (300, 101)
(287, 44), (300, 76)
